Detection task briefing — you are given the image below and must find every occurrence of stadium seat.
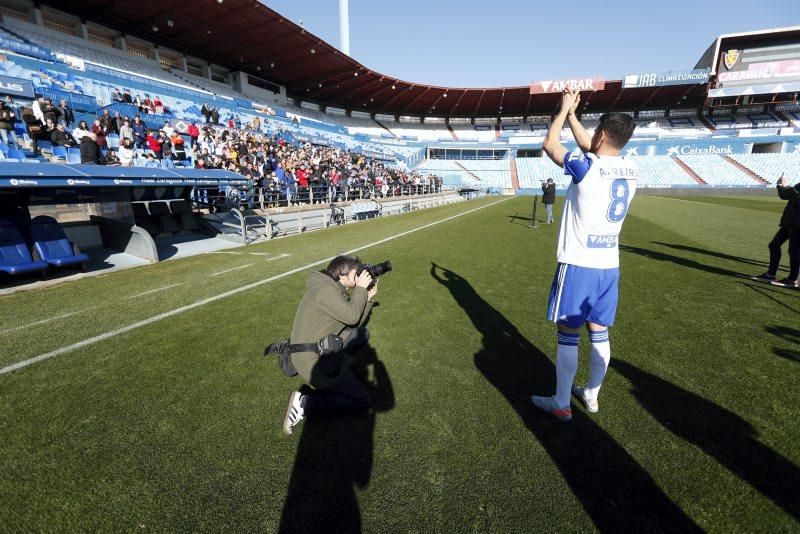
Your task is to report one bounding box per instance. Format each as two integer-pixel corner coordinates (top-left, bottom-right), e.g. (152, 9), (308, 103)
(131, 202), (159, 236)
(66, 153), (81, 164)
(0, 219), (48, 276)
(52, 146), (67, 159)
(169, 200), (199, 231)
(7, 149), (26, 160)
(29, 216), (89, 269)
(148, 201), (181, 234)
(0, 143), (8, 156)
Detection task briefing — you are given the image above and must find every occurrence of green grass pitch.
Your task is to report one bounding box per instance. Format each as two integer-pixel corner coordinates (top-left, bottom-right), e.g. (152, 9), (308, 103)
(1, 194), (798, 531)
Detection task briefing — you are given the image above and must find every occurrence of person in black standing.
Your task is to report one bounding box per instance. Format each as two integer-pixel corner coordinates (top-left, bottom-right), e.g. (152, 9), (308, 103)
(753, 174), (800, 288)
(542, 177), (556, 224)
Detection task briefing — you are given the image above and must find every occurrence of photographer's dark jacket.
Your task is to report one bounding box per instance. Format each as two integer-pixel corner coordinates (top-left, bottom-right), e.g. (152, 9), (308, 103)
(290, 271), (373, 388)
(778, 182), (800, 230)
(542, 183), (556, 205)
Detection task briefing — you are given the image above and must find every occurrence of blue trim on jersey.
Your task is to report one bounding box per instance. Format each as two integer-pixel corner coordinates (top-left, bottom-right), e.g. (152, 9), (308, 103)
(547, 263), (620, 328)
(563, 150), (592, 184)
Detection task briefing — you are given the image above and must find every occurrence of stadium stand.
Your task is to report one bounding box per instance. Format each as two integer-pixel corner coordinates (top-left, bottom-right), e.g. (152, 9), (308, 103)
(677, 155), (761, 186)
(728, 153), (800, 184)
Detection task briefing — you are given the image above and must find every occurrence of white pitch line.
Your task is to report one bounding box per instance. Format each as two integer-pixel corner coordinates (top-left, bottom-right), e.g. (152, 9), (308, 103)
(0, 311), (81, 336)
(247, 252), (272, 256)
(208, 251), (242, 255)
(654, 196), (717, 206)
(265, 254), (292, 261)
(0, 197), (510, 375)
(130, 283), (184, 298)
(210, 263), (255, 277)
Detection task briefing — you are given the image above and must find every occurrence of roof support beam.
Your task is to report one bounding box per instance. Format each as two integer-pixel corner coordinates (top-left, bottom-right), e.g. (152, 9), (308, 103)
(400, 87), (432, 114)
(447, 89), (468, 116)
(472, 90), (486, 116)
(380, 85), (413, 110)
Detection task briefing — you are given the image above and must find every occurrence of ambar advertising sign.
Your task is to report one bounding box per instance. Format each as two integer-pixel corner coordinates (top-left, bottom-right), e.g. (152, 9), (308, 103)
(530, 78), (606, 94)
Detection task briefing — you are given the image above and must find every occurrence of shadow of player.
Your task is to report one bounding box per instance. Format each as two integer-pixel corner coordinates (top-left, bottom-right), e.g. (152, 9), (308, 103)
(430, 262), (700, 532)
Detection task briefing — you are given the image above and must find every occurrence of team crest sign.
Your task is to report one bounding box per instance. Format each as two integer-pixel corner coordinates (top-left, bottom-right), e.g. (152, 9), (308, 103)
(723, 49), (740, 70)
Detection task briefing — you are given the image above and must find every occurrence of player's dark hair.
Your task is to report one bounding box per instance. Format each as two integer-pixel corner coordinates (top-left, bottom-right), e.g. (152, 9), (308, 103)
(326, 255), (360, 279)
(598, 113), (636, 148)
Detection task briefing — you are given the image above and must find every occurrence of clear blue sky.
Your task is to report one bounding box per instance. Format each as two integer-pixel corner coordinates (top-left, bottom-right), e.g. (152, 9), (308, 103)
(264, 0), (800, 88)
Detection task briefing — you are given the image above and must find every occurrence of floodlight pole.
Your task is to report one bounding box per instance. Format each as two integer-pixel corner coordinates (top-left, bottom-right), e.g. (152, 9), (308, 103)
(339, 0), (350, 56)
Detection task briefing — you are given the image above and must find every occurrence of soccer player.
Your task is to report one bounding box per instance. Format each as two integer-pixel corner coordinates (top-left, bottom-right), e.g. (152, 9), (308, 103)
(530, 88), (638, 421)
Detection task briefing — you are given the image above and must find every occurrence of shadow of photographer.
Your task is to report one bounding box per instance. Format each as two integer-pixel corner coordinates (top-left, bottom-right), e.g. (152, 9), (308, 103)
(278, 344), (394, 533)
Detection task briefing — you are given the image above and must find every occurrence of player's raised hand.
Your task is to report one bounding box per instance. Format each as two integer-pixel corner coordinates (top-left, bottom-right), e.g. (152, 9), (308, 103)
(569, 91), (581, 116)
(560, 88), (578, 113)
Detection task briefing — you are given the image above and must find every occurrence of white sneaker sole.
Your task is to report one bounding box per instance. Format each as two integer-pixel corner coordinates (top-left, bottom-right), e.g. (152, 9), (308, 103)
(282, 391), (301, 435)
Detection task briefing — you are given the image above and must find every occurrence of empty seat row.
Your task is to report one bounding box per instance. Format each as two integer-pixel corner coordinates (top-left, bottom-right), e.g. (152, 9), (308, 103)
(0, 215), (89, 278)
(131, 200), (199, 236)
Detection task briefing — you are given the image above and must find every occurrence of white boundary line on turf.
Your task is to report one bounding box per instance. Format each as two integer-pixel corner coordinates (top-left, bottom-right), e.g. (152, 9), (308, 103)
(211, 264), (255, 277)
(130, 283), (184, 298)
(265, 254), (291, 261)
(654, 197), (717, 206)
(0, 311), (80, 336)
(0, 197), (511, 375)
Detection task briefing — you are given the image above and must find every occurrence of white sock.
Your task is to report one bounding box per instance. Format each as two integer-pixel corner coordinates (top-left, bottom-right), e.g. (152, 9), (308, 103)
(554, 332), (580, 408)
(586, 329), (611, 400)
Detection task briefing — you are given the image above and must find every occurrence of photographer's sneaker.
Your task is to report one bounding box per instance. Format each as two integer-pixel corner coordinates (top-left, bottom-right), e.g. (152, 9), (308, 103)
(282, 390), (305, 435)
(771, 278), (799, 288)
(530, 395), (572, 421)
(571, 386), (599, 413)
(752, 272), (776, 282)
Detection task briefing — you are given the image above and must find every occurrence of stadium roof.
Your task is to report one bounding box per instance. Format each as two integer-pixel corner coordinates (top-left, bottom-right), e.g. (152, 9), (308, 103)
(41, 0), (708, 117)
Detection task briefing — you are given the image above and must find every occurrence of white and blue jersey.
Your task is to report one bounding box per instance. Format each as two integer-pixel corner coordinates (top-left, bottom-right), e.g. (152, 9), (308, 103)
(547, 150), (638, 327)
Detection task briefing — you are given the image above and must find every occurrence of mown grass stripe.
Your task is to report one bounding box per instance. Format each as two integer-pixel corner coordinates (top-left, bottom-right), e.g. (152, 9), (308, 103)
(0, 197), (510, 375)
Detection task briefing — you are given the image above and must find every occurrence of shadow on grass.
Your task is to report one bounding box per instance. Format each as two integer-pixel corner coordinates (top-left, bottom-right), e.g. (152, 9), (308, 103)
(766, 325), (800, 363)
(278, 346), (394, 533)
(612, 359), (800, 520)
(619, 244), (748, 279)
(651, 242), (770, 269)
(739, 282), (800, 315)
(430, 263), (700, 532)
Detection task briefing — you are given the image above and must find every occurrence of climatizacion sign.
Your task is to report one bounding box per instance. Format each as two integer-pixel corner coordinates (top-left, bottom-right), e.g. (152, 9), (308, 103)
(622, 69), (710, 88)
(0, 75), (34, 98)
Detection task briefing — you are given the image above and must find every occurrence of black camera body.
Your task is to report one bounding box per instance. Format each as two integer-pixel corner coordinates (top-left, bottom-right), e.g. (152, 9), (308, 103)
(357, 260), (392, 289)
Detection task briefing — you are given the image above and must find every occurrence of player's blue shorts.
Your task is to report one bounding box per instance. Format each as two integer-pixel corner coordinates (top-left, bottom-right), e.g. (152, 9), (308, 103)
(546, 263), (619, 328)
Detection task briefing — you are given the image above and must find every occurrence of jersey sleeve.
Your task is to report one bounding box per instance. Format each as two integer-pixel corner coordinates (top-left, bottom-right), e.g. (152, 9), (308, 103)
(563, 150), (593, 184)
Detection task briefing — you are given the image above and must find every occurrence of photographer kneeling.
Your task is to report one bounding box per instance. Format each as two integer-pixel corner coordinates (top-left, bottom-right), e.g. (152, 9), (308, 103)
(282, 255), (378, 434)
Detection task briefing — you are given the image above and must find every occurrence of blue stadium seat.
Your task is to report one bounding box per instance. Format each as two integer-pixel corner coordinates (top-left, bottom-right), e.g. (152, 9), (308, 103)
(7, 149), (25, 160)
(0, 143), (8, 155)
(66, 152), (80, 164)
(52, 146), (67, 159)
(0, 219), (48, 276)
(29, 216), (89, 269)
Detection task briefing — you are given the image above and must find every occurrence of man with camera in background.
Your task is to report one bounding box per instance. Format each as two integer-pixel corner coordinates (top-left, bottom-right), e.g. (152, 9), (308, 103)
(282, 255), (379, 435)
(753, 174), (800, 288)
(542, 178), (556, 224)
